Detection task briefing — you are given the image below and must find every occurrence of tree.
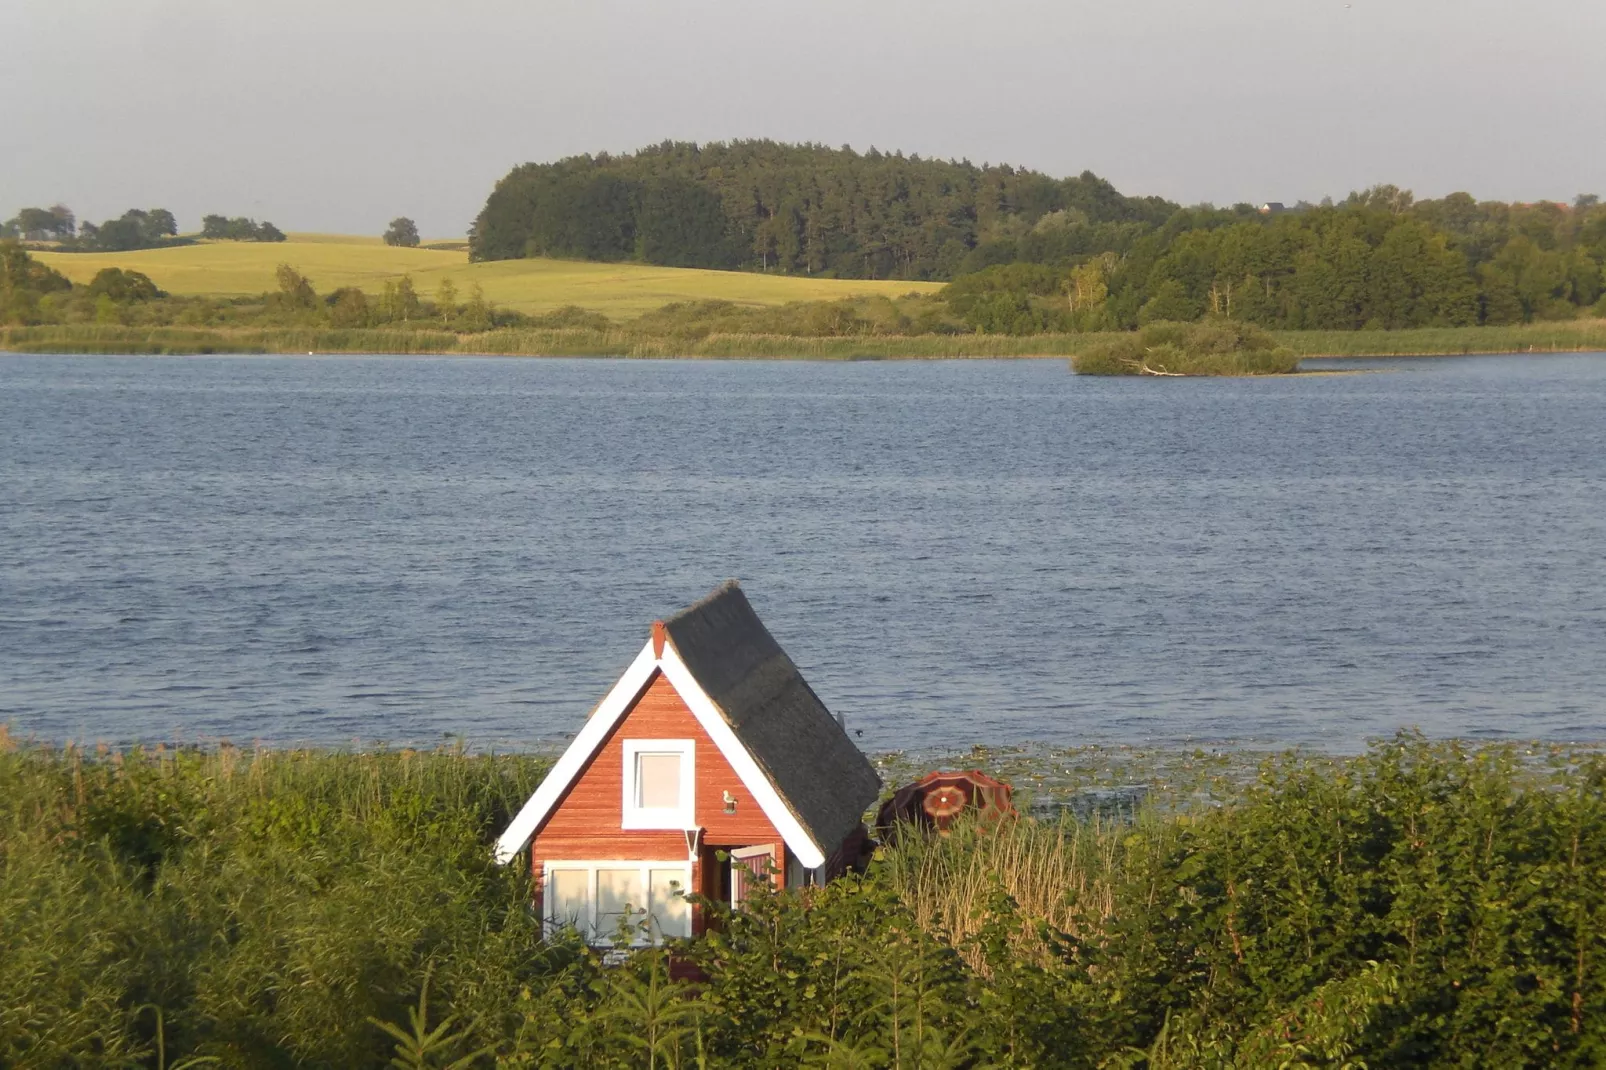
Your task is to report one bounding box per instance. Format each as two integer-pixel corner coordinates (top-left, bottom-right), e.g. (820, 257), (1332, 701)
(87, 267), (163, 302)
(201, 215), (284, 242)
(434, 278), (457, 325)
(383, 217), (420, 248)
(272, 264), (317, 311)
(15, 207), (67, 241)
(146, 209), (178, 239)
(1065, 254), (1116, 329)
(327, 287), (371, 327)
(457, 283), (491, 331)
(48, 204), (76, 238)
(93, 212), (149, 252)
(1, 241), (72, 325)
(1137, 279), (1199, 324)
(381, 275), (421, 322)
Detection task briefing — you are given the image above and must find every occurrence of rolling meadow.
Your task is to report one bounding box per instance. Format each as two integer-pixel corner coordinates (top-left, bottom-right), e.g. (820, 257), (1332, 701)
(32, 236), (941, 319)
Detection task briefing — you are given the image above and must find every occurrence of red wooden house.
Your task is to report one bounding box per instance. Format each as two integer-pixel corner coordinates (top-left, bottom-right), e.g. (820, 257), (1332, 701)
(495, 582), (882, 944)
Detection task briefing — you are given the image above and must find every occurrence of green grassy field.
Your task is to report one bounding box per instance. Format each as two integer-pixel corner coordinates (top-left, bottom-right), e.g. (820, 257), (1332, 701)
(33, 235), (942, 318)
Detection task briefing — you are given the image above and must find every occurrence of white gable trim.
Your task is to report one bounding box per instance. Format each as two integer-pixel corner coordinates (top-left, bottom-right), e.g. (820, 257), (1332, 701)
(494, 639), (658, 864)
(494, 636), (827, 869)
(657, 645), (825, 868)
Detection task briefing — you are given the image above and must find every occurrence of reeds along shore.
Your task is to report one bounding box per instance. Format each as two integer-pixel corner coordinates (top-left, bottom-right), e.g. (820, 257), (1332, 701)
(5, 319), (1606, 359)
(2, 730), (1604, 1067)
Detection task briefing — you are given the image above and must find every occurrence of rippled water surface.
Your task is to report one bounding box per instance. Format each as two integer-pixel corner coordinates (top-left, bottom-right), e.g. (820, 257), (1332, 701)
(2, 353), (1603, 750)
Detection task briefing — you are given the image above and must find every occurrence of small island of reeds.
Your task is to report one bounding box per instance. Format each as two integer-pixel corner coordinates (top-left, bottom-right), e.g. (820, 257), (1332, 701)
(1070, 320), (1302, 376)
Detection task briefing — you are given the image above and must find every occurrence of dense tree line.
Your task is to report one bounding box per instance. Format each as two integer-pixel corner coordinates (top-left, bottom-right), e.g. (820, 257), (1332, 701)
(3, 205), (188, 252)
(200, 214), (286, 242)
(77, 208), (180, 251)
(5, 204), (289, 251)
(944, 191), (1606, 333)
(470, 140), (1176, 279)
(472, 142), (1606, 331)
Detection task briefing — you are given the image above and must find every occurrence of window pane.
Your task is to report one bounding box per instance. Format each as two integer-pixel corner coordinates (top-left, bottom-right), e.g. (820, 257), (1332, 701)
(648, 868), (691, 940)
(635, 753), (682, 809)
(596, 868), (644, 940)
(548, 869), (589, 933)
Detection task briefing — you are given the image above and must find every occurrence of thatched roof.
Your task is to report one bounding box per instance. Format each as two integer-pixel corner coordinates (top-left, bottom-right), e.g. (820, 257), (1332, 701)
(662, 582), (881, 857)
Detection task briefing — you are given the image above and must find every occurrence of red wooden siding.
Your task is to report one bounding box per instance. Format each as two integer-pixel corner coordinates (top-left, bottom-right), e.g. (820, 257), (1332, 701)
(531, 670), (791, 927)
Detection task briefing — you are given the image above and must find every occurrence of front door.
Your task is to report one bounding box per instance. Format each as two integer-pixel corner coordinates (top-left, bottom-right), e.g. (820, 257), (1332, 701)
(730, 843), (777, 907)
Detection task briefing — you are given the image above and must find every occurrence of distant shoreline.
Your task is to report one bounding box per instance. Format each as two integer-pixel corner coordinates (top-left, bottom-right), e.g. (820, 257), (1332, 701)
(4, 322), (1605, 360)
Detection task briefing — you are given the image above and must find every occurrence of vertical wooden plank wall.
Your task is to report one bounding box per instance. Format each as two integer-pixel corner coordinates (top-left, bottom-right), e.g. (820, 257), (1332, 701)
(530, 670), (791, 929)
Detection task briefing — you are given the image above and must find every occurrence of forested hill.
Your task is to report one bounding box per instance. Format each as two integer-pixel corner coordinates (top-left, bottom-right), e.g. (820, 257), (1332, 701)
(469, 140), (1177, 279)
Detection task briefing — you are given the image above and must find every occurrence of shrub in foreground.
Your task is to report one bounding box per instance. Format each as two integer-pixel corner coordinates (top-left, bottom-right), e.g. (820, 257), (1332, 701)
(1, 733), (1602, 1067)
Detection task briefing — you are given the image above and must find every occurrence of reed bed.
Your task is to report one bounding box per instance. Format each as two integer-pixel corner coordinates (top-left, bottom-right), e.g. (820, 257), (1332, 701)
(0, 324), (461, 355)
(878, 813), (1134, 971)
(8, 321), (1606, 359)
(1279, 318), (1606, 356)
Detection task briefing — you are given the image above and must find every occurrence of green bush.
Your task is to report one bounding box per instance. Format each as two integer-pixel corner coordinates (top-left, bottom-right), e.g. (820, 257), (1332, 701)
(1071, 319), (1301, 376)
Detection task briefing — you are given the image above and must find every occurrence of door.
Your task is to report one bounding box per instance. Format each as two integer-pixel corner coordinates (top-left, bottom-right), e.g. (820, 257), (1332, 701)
(729, 843), (777, 908)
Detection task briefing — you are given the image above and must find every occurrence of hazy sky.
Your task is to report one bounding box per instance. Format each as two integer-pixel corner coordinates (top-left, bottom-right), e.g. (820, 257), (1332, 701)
(4, 0), (1602, 238)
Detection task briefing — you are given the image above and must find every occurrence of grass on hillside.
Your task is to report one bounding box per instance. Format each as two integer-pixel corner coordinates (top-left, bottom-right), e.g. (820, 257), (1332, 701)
(34, 237), (942, 318)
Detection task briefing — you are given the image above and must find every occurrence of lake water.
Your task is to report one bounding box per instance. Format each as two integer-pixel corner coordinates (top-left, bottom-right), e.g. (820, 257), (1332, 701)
(2, 353), (1603, 752)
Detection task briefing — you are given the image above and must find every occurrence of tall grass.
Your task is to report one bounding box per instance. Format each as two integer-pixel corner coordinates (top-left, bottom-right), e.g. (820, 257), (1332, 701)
(879, 814), (1133, 970)
(0, 325), (461, 355)
(1274, 318), (1606, 356)
(12, 320), (1604, 360)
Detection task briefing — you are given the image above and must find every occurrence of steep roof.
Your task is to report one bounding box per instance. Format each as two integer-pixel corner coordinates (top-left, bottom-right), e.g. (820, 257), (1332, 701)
(661, 582), (882, 857)
(495, 582), (882, 867)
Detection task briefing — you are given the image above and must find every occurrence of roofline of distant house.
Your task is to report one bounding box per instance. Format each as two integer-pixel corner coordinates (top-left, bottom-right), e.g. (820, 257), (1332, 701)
(494, 636), (827, 869)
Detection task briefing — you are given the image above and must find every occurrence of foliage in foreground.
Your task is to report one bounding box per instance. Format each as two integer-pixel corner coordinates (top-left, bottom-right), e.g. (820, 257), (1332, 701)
(1070, 320), (1301, 376)
(2, 732), (1603, 1067)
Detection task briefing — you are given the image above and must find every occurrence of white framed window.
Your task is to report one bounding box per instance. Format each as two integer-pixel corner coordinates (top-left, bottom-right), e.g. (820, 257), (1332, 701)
(542, 861), (693, 944)
(621, 739), (695, 829)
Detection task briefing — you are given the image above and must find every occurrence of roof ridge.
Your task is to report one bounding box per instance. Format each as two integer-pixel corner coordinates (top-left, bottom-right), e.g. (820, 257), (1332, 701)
(660, 578), (743, 627)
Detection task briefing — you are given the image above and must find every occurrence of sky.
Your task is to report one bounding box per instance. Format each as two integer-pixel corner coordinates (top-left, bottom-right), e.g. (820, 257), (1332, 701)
(3, 0), (1602, 238)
